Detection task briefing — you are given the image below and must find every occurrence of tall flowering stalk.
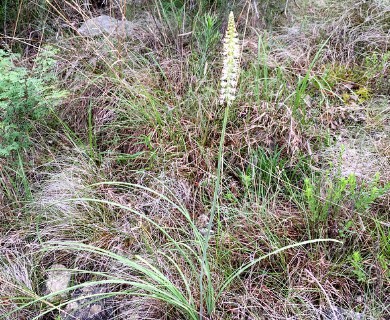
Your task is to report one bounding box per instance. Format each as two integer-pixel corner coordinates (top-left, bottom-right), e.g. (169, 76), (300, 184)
(205, 11), (240, 240)
(200, 11), (241, 319)
(219, 11), (240, 106)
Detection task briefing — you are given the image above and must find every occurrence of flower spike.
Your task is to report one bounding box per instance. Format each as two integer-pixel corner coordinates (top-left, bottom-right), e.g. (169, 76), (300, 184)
(219, 11), (240, 106)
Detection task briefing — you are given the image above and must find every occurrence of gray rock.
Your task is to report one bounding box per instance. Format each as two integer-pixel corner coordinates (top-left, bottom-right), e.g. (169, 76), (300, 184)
(83, 0), (147, 8)
(62, 285), (115, 320)
(45, 264), (71, 301)
(77, 15), (134, 37)
(77, 13), (160, 42)
(322, 306), (370, 320)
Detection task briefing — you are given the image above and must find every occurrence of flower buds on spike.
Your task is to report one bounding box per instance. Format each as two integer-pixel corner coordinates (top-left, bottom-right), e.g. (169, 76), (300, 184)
(219, 12), (241, 106)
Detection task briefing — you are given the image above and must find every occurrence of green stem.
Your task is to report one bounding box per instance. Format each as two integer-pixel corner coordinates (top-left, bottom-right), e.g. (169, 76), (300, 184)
(199, 103), (230, 319)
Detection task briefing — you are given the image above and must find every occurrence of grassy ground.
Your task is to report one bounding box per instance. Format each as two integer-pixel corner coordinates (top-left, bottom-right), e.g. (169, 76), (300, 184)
(0, 0), (389, 319)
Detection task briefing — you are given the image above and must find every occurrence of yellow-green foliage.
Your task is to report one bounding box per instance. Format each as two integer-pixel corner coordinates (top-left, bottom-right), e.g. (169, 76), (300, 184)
(326, 64), (366, 88)
(342, 92), (351, 104)
(355, 86), (370, 103)
(323, 62), (377, 104)
(324, 51), (389, 96)
(342, 87), (370, 104)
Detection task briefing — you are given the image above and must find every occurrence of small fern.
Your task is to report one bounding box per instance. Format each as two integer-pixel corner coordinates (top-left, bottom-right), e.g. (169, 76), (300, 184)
(0, 47), (65, 157)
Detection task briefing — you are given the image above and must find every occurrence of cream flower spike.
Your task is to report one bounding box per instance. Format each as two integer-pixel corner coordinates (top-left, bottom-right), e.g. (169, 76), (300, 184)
(219, 11), (240, 106)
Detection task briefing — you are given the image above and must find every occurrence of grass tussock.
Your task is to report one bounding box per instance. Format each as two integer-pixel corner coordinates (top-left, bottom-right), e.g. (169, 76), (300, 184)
(0, 1), (389, 319)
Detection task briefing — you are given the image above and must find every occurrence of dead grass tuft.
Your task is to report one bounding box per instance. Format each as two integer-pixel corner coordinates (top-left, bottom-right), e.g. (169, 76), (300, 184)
(320, 131), (390, 183)
(229, 102), (305, 159)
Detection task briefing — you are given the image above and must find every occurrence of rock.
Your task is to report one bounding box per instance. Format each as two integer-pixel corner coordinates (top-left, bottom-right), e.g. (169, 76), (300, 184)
(45, 264), (71, 301)
(118, 297), (165, 319)
(322, 306), (370, 320)
(77, 15), (133, 37)
(62, 285), (115, 320)
(77, 13), (159, 40)
(82, 0), (147, 8)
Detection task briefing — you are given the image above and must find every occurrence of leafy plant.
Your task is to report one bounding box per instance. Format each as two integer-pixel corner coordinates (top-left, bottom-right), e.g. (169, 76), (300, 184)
(293, 38), (329, 121)
(349, 250), (367, 283)
(363, 51), (390, 81)
(241, 147), (285, 198)
(304, 172), (389, 224)
(0, 47), (65, 157)
(353, 173), (390, 212)
(191, 13), (220, 80)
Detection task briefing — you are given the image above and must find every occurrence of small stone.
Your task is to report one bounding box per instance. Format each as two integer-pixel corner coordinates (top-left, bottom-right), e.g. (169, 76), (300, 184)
(89, 304), (102, 315)
(196, 214), (209, 228)
(45, 264), (71, 301)
(77, 15), (133, 37)
(76, 13), (159, 40)
(322, 305), (368, 320)
(62, 285), (115, 320)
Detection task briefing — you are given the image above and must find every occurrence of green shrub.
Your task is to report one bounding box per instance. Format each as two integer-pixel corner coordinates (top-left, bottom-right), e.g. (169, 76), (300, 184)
(0, 47), (65, 157)
(349, 250), (367, 283)
(304, 173), (390, 224)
